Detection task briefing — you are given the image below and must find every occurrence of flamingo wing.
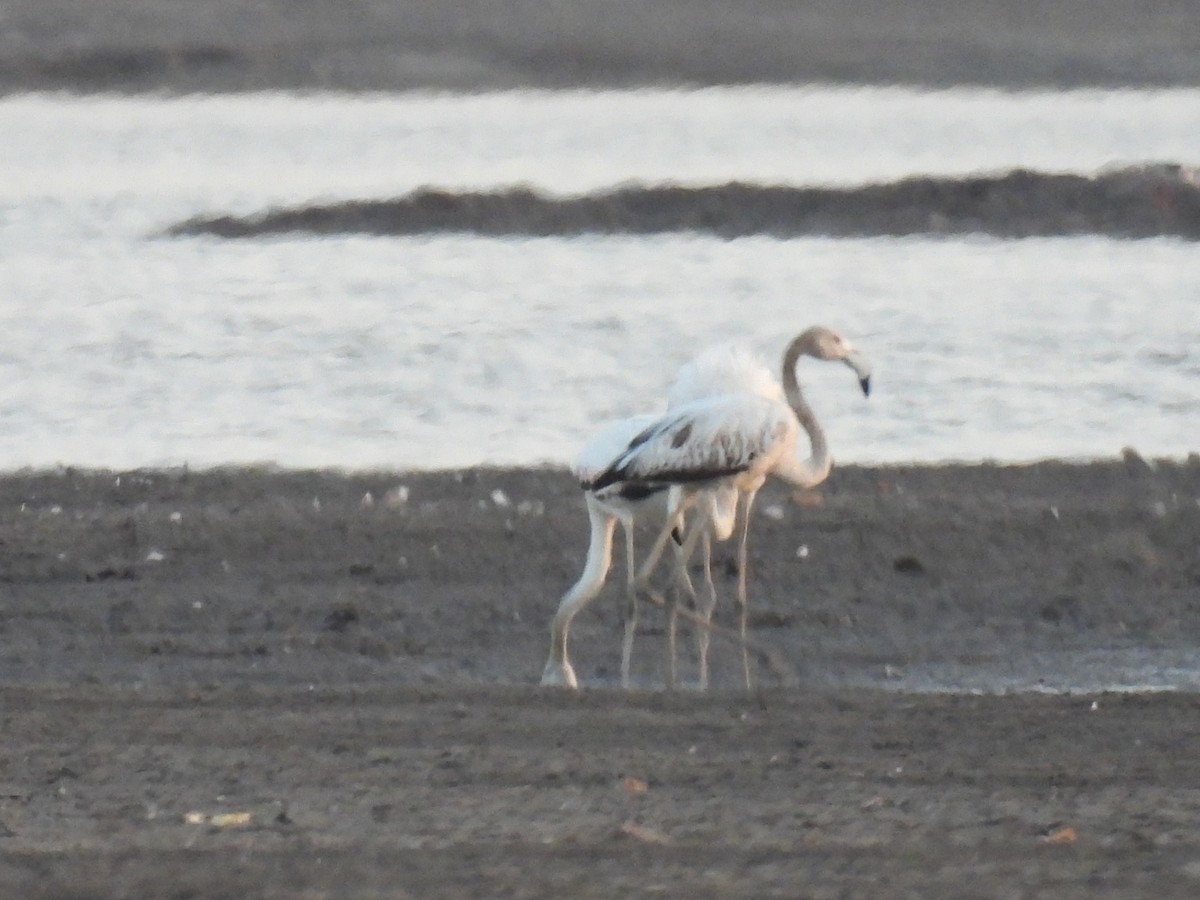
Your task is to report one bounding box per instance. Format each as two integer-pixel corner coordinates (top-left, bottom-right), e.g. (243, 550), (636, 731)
(573, 414), (661, 485)
(574, 413), (681, 508)
(590, 393), (793, 491)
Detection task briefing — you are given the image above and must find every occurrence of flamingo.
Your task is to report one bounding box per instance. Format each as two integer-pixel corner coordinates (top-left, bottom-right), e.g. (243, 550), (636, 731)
(591, 326), (872, 688)
(539, 414), (699, 689)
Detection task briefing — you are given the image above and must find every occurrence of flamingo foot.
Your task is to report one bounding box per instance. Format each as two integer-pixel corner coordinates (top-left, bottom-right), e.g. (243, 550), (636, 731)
(540, 659), (579, 689)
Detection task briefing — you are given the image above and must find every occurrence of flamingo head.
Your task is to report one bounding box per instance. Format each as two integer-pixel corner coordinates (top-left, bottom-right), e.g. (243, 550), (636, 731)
(803, 327), (872, 397)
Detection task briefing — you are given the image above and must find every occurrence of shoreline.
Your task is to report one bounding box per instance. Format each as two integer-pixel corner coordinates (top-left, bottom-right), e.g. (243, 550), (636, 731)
(4, 451), (1195, 480)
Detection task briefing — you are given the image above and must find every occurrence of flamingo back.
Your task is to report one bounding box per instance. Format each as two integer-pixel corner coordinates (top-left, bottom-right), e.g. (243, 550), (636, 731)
(668, 344), (784, 408)
(593, 392), (796, 491)
(572, 413), (661, 485)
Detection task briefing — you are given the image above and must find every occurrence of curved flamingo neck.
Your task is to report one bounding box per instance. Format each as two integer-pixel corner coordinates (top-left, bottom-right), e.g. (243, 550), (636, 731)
(775, 333), (832, 488)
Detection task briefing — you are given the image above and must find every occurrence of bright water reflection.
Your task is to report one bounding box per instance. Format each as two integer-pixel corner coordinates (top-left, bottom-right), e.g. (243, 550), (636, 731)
(0, 89), (1197, 470)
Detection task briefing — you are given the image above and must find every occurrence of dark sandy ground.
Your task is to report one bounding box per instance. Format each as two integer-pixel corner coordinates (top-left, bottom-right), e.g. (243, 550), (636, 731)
(1, 0), (1199, 93)
(170, 167), (1200, 242)
(3, 460), (1200, 896)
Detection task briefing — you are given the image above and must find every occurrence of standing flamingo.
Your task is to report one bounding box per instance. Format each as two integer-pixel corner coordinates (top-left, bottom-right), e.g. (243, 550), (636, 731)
(540, 414), (698, 689)
(591, 326), (872, 688)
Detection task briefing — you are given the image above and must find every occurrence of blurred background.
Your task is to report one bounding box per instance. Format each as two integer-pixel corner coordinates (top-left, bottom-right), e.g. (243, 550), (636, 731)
(0, 0), (1196, 470)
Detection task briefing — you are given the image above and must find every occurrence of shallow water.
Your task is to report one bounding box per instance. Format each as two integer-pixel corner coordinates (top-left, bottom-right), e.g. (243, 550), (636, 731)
(1, 88), (1197, 470)
(521, 643), (1200, 696)
(855, 646), (1200, 695)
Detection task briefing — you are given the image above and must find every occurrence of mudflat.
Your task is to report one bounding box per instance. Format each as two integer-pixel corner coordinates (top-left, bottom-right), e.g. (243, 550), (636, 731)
(2, 460), (1200, 896)
(1, 0), (1198, 93)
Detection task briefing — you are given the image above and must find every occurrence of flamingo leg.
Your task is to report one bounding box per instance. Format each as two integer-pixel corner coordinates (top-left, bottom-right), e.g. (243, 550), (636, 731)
(541, 497), (616, 689)
(665, 507), (702, 689)
(665, 535), (678, 690)
(663, 502), (709, 688)
(619, 518), (638, 689)
(617, 492), (700, 690)
(736, 489), (759, 690)
(665, 593), (678, 687)
(630, 492), (698, 639)
(625, 509), (703, 691)
(695, 528), (717, 690)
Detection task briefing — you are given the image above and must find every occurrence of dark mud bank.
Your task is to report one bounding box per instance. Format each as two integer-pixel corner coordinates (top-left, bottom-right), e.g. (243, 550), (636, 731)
(3, 0), (1199, 94)
(168, 166), (1200, 241)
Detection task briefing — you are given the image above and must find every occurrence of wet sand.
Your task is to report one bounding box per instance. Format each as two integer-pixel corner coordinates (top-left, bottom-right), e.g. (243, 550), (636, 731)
(170, 168), (1200, 242)
(3, 460), (1200, 895)
(1, 0), (1198, 93)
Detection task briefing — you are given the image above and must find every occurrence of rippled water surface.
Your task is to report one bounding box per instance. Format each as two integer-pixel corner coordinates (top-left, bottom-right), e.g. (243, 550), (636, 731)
(1, 87), (1197, 470)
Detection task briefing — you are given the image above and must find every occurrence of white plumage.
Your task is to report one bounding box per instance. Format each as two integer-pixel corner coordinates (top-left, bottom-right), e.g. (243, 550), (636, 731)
(589, 327), (872, 689)
(592, 393), (797, 492)
(572, 414), (660, 486)
(668, 344), (786, 408)
(542, 326), (871, 691)
(540, 414), (690, 689)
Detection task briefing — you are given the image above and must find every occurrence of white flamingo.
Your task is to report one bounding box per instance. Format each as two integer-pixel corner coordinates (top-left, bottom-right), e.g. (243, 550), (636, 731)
(591, 326), (872, 688)
(540, 414), (698, 689)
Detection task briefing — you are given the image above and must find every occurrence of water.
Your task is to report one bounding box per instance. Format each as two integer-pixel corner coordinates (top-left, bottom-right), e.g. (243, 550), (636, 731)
(1, 87), (1198, 471)
(851, 647), (1200, 696)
